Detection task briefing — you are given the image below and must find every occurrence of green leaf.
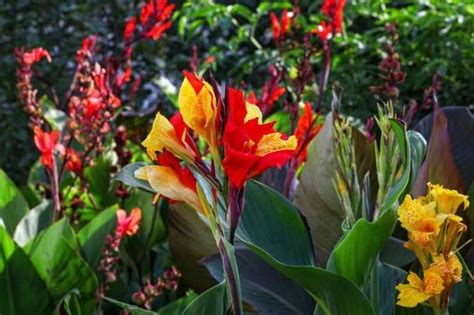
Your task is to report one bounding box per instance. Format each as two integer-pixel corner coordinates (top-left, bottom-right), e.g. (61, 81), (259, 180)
(77, 205), (118, 269)
(0, 169), (29, 234)
(376, 262), (407, 315)
(83, 156), (117, 208)
(182, 282), (227, 315)
(13, 200), (53, 247)
(24, 219), (98, 308)
(158, 291), (198, 315)
(104, 297), (157, 315)
(406, 131), (427, 193)
(168, 203), (217, 293)
(237, 181), (373, 314)
(0, 226), (55, 315)
(43, 107), (67, 131)
(294, 113), (376, 265)
(327, 208), (397, 286)
(114, 162), (154, 193)
(238, 181), (314, 266)
(380, 237), (415, 267)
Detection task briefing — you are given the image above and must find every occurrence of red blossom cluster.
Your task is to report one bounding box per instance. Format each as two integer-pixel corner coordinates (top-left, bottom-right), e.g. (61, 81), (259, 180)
(311, 0), (346, 43)
(370, 23), (405, 99)
(132, 266), (182, 309)
(270, 10), (292, 43)
(247, 65), (285, 116)
(98, 208), (142, 286)
(294, 103), (323, 165)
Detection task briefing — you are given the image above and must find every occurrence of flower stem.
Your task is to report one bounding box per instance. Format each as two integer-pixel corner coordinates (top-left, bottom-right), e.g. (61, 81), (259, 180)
(50, 158), (61, 223)
(315, 42), (332, 112)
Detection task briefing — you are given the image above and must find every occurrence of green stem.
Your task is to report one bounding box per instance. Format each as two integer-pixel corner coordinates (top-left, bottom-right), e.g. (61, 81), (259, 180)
(433, 308), (449, 315)
(370, 258), (379, 314)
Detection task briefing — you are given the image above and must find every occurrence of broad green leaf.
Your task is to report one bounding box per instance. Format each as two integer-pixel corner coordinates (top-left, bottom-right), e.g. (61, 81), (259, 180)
(0, 169), (29, 234)
(168, 203), (217, 293)
(182, 282), (227, 315)
(158, 291), (198, 315)
(406, 131), (427, 193)
(203, 246), (315, 315)
(104, 297), (157, 315)
(84, 156), (117, 208)
(24, 219), (98, 307)
(114, 162), (154, 193)
(294, 113), (376, 265)
(13, 200), (53, 247)
(0, 226), (55, 315)
(326, 208), (397, 286)
(238, 181), (373, 314)
(77, 205), (118, 269)
(380, 237), (415, 267)
(238, 181), (314, 266)
(376, 262), (407, 315)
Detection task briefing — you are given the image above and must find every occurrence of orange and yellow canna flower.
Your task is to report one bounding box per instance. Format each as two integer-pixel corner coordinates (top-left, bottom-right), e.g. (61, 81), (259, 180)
(141, 112), (199, 164)
(135, 151), (205, 216)
(396, 266), (444, 308)
(178, 71), (220, 160)
(222, 88), (297, 188)
(116, 208), (142, 237)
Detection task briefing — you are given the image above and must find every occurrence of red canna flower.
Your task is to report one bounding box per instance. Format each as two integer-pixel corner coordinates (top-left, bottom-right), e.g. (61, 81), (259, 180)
(294, 102), (322, 165)
(33, 127), (59, 170)
(116, 208), (142, 237)
(124, 16), (137, 42)
(64, 148), (82, 174)
(21, 47), (51, 66)
(222, 88), (297, 189)
(311, 21), (333, 43)
(321, 0), (345, 33)
(140, 0), (175, 40)
(270, 10), (292, 43)
(247, 65), (285, 116)
(76, 35), (97, 63)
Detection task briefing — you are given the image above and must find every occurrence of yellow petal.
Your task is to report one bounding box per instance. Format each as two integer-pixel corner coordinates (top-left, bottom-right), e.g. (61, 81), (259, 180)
(398, 195), (437, 232)
(255, 133), (297, 156)
(141, 112), (195, 162)
(423, 266), (444, 295)
(396, 283), (431, 308)
(135, 165), (202, 214)
(245, 102), (263, 123)
(428, 183), (469, 214)
(178, 75), (217, 149)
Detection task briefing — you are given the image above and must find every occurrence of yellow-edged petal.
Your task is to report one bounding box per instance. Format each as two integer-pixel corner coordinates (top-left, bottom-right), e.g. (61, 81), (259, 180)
(135, 165), (202, 214)
(141, 112), (196, 162)
(245, 102), (263, 123)
(178, 74), (217, 148)
(428, 183), (469, 214)
(255, 133), (297, 157)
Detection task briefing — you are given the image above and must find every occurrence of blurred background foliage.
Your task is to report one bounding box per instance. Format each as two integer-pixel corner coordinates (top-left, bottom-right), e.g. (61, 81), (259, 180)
(1, 0), (473, 185)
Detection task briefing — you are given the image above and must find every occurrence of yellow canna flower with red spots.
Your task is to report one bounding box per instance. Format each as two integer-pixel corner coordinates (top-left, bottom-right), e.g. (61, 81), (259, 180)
(396, 266), (444, 308)
(178, 71), (220, 160)
(396, 183), (469, 311)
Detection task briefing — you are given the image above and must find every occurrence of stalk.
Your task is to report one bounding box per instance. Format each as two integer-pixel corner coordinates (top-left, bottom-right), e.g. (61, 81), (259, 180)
(315, 41), (332, 112)
(50, 158), (61, 223)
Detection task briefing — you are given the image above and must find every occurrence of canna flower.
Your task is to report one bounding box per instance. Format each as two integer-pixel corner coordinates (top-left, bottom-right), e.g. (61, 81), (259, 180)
(64, 148), (82, 174)
(124, 16), (137, 42)
(396, 266), (444, 308)
(427, 183), (469, 214)
(321, 0), (345, 33)
(21, 47), (51, 66)
(311, 21), (333, 43)
(294, 102), (322, 166)
(178, 71), (219, 158)
(135, 151), (205, 215)
(33, 127), (59, 171)
(141, 112), (199, 164)
(116, 207), (142, 237)
(140, 0), (175, 40)
(270, 10), (292, 43)
(247, 65), (285, 116)
(396, 183), (469, 311)
(222, 88), (297, 188)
